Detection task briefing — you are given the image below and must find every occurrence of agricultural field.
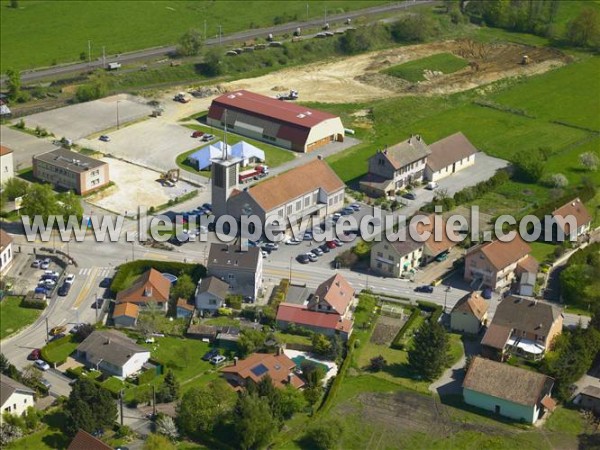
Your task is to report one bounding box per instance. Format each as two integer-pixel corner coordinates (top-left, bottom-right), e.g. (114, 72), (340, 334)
(383, 52), (469, 82)
(0, 0), (384, 70)
(0, 296), (41, 340)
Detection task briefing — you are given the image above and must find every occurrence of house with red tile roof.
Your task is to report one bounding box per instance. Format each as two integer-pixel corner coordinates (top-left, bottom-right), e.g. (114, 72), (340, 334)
(116, 268), (171, 311)
(0, 145), (14, 182)
(450, 292), (489, 334)
(551, 197), (592, 241)
(67, 429), (112, 450)
(113, 302), (139, 328)
(464, 237), (537, 292)
(221, 351), (305, 390)
(207, 90), (345, 153)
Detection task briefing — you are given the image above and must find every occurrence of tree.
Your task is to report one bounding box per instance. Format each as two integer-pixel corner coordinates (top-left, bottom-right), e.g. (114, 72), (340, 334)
(338, 27), (373, 55)
(408, 320), (450, 380)
(5, 69), (21, 102)
(312, 333), (331, 356)
(158, 370), (180, 403)
(567, 8), (600, 48)
(301, 360), (325, 388)
(238, 329), (266, 357)
(0, 423), (23, 446)
(547, 173), (568, 188)
(513, 150), (545, 183)
(20, 364), (43, 387)
(143, 433), (176, 450)
(0, 354), (9, 374)
(2, 177), (28, 201)
(155, 415), (179, 441)
(177, 381), (233, 436)
(64, 379), (117, 436)
(21, 183), (60, 222)
(202, 48), (223, 77)
(390, 14), (436, 43)
(304, 419), (344, 450)
(171, 273), (195, 301)
(23, 406), (40, 431)
(233, 393), (277, 450)
(369, 355), (386, 372)
(178, 29), (203, 56)
(58, 191), (83, 220)
(580, 151), (599, 171)
(73, 323), (94, 342)
(279, 385), (306, 419)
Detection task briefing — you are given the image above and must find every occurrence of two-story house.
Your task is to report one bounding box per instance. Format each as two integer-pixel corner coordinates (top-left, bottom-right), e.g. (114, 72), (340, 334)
(0, 374), (35, 423)
(464, 237), (538, 292)
(551, 198), (592, 242)
(115, 268), (171, 311)
(450, 291), (489, 335)
(207, 243), (262, 300)
(195, 276), (230, 313)
(360, 135), (431, 197)
(481, 296), (563, 361)
(370, 237), (423, 278)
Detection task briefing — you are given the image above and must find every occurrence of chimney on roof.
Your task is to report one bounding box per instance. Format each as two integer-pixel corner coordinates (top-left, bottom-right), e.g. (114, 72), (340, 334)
(287, 373), (293, 384)
(277, 346), (283, 356)
(234, 356), (238, 366)
(317, 155), (323, 160)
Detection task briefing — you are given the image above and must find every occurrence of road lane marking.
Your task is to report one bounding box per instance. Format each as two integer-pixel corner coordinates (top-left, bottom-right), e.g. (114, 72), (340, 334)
(73, 267), (98, 309)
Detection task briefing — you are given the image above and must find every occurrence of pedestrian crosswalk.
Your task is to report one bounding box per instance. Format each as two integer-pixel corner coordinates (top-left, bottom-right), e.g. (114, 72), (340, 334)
(78, 267), (112, 278)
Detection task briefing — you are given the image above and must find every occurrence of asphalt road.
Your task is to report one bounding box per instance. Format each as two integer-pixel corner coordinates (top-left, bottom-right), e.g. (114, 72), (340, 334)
(12, 0), (437, 84)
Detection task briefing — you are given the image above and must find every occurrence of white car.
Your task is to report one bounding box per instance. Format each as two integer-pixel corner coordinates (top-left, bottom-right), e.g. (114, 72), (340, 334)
(34, 360), (50, 371)
(285, 238), (302, 245)
(210, 355), (226, 365)
(40, 279), (56, 286)
(40, 261), (50, 270)
(64, 274), (75, 284)
(262, 250), (268, 259)
(144, 337), (155, 344)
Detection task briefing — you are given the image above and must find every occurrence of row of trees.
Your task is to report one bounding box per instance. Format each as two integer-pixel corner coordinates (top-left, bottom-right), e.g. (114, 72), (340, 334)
(559, 242), (600, 311)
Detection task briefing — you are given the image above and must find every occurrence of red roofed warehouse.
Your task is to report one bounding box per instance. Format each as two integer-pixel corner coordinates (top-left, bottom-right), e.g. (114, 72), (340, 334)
(207, 90), (345, 153)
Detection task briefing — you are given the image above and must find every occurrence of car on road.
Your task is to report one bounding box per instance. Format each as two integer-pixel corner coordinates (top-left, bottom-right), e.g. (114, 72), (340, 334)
(57, 283), (71, 296)
(307, 253), (318, 262)
(28, 349), (41, 361)
(99, 135), (110, 142)
(285, 238), (302, 245)
(482, 288), (492, 300)
(34, 360), (50, 371)
(311, 247), (324, 257)
(99, 277), (112, 288)
(303, 231), (313, 241)
(49, 325), (67, 336)
(403, 192), (417, 200)
(41, 379), (51, 389)
(191, 130), (204, 138)
(262, 242), (279, 251)
(202, 349), (220, 361)
(414, 285), (434, 294)
(91, 298), (105, 309)
(296, 254), (310, 264)
(210, 355), (226, 365)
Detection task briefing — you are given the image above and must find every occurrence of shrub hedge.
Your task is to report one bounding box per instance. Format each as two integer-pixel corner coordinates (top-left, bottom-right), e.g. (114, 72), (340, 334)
(391, 307), (420, 350)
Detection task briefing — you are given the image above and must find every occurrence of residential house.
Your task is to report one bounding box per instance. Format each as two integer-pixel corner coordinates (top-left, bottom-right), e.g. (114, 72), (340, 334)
(415, 212), (459, 264)
(0, 229), (14, 275)
(464, 237), (538, 291)
(481, 296), (563, 361)
(75, 330), (150, 379)
(176, 298), (195, 318)
(207, 244), (262, 299)
(424, 132), (477, 182)
(463, 356), (556, 424)
(112, 302), (139, 328)
(360, 135), (431, 197)
(551, 198), (592, 241)
(195, 276), (230, 313)
(576, 385), (600, 416)
(370, 237), (423, 278)
(276, 274), (354, 340)
(519, 272), (536, 297)
(0, 374), (35, 423)
(0, 146), (14, 183)
(116, 268), (171, 311)
(450, 292), (489, 334)
(67, 429), (112, 450)
(221, 351), (305, 390)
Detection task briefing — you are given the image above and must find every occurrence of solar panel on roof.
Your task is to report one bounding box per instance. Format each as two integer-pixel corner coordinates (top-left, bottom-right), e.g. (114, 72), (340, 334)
(250, 363), (268, 377)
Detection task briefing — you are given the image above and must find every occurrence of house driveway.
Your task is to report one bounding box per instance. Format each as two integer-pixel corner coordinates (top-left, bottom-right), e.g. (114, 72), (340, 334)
(429, 337), (481, 396)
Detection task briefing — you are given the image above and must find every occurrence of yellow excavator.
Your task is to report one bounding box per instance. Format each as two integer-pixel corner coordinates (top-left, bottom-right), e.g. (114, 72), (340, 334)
(160, 169), (180, 187)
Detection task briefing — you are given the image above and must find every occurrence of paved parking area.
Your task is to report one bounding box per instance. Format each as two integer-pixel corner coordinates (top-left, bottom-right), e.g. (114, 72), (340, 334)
(86, 158), (196, 215)
(0, 126), (60, 169)
(22, 94), (152, 140)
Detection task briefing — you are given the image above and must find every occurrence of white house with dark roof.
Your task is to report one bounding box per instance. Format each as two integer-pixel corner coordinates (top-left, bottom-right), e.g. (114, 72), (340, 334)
(207, 244), (262, 299)
(360, 135), (431, 197)
(424, 132), (478, 182)
(0, 374), (35, 423)
(195, 275), (230, 313)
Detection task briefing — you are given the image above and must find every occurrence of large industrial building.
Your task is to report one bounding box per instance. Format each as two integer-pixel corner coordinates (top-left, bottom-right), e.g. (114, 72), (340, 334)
(207, 90), (345, 153)
(33, 149), (109, 195)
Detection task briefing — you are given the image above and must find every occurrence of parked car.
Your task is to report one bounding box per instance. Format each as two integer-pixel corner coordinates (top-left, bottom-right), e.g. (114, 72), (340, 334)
(31, 260), (42, 268)
(341, 207), (354, 216)
(202, 349), (220, 361)
(34, 360), (50, 371)
(40, 260), (50, 270)
(482, 288), (492, 300)
(99, 135), (110, 142)
(99, 277), (112, 288)
(350, 203), (361, 211)
(40, 379), (51, 389)
(435, 252), (449, 262)
(57, 283), (71, 296)
(34, 286), (50, 295)
(307, 253), (318, 262)
(191, 130), (204, 138)
(243, 296), (254, 304)
(262, 242), (279, 251)
(414, 285), (434, 294)
(202, 203), (212, 210)
(28, 349), (41, 361)
(202, 134), (215, 142)
(426, 181), (438, 190)
(144, 337), (155, 344)
(403, 192), (417, 200)
(319, 244), (331, 253)
(91, 298), (105, 309)
(303, 231), (313, 241)
(326, 240), (338, 249)
(333, 239), (344, 247)
(40, 279), (56, 287)
(262, 251), (268, 259)
(49, 326), (66, 336)
(285, 238), (302, 245)
(332, 213), (342, 222)
(210, 355), (226, 365)
(50, 333), (66, 342)
(312, 248), (324, 257)
(296, 254), (310, 264)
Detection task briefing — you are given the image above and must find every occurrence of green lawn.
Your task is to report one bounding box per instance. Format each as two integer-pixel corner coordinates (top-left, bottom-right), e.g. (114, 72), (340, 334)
(274, 332), (312, 347)
(6, 409), (71, 450)
(178, 123), (296, 177)
(0, 0), (384, 70)
(384, 52), (468, 82)
(529, 241), (557, 264)
(0, 296), (41, 340)
(41, 335), (79, 364)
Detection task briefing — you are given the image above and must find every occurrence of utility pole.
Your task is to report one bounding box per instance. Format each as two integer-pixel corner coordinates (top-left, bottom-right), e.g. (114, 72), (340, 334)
(306, 3), (309, 21)
(88, 39), (91, 65)
(45, 317), (49, 343)
(218, 25), (222, 44)
(95, 293), (99, 322)
(204, 19), (207, 40)
(444, 286), (452, 313)
(131, 241), (134, 261)
(289, 256), (292, 283)
(120, 390), (124, 426)
(102, 46), (106, 69)
(152, 385), (156, 417)
(116, 100), (120, 129)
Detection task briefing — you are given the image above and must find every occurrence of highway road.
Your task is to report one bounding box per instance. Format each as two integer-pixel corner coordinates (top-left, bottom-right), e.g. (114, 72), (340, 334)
(13, 1), (436, 84)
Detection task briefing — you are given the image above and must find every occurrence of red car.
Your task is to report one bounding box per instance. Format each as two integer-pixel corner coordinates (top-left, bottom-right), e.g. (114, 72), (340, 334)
(28, 349), (41, 361)
(326, 240), (337, 249)
(191, 131), (204, 138)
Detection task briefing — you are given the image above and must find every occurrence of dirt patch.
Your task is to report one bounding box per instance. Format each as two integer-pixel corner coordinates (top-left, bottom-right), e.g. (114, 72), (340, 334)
(370, 315), (406, 345)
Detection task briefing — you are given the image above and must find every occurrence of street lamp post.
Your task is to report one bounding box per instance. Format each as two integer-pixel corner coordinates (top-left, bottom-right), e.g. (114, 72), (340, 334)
(116, 100), (121, 129)
(444, 286), (452, 313)
(289, 256), (293, 283)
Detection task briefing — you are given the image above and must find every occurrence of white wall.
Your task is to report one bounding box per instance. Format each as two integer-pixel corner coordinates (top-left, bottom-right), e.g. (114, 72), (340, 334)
(1, 391), (34, 422)
(0, 241), (13, 275)
(121, 351), (151, 379)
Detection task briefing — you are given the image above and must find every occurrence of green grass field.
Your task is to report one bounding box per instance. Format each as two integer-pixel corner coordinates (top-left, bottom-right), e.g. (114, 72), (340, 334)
(384, 53), (469, 82)
(0, 0), (384, 70)
(5, 409), (71, 450)
(41, 334), (79, 364)
(0, 296), (42, 340)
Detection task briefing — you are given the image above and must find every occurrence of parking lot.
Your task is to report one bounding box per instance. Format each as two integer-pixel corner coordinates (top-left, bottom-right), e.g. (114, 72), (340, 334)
(86, 157), (197, 215)
(78, 119), (201, 173)
(0, 125), (60, 170)
(21, 94), (152, 140)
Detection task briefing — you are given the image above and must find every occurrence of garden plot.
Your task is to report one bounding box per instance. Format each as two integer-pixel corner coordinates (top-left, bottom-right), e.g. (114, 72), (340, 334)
(370, 313), (407, 346)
